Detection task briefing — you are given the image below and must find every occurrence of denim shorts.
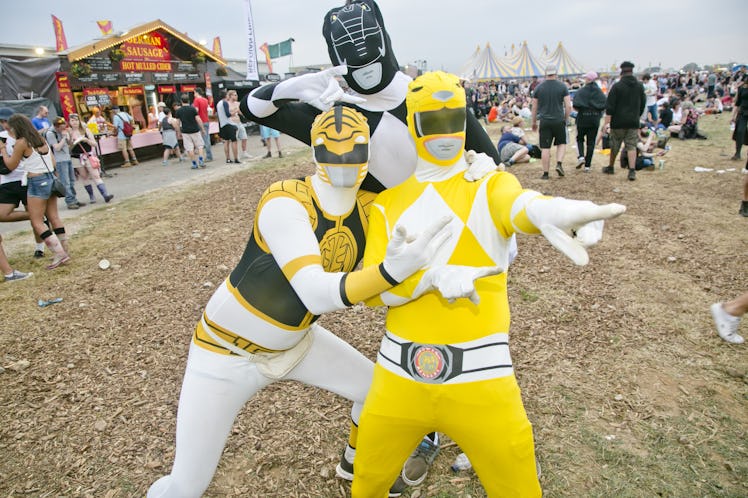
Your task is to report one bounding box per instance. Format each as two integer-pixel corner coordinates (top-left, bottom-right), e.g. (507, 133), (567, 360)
(27, 173), (55, 199)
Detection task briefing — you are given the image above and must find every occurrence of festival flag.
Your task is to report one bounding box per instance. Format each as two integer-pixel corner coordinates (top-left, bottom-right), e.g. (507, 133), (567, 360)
(96, 20), (113, 36)
(266, 38), (294, 58)
(51, 15), (68, 51)
(212, 37), (223, 58)
(244, 0), (259, 80)
(260, 42), (273, 73)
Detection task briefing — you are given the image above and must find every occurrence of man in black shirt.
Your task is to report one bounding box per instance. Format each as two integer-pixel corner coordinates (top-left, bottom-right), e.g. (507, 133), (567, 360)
(175, 94), (206, 169)
(603, 61), (646, 181)
(531, 65), (571, 180)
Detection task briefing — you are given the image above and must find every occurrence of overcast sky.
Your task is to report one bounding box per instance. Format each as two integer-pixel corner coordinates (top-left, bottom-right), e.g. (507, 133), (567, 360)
(4, 0), (747, 73)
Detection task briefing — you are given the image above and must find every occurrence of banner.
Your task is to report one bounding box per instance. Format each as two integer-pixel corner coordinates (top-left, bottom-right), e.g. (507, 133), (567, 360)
(180, 84), (196, 92)
(243, 0), (259, 81)
(260, 42), (273, 74)
(122, 86), (144, 95)
(97, 20), (113, 36)
(212, 37), (222, 58)
(158, 85), (177, 94)
(267, 38), (294, 59)
(51, 15), (68, 52)
(55, 72), (76, 118)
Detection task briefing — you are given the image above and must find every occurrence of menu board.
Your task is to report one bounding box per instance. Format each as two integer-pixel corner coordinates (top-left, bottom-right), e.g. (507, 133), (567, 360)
(87, 58), (113, 71)
(124, 72), (145, 83)
(153, 72), (171, 82)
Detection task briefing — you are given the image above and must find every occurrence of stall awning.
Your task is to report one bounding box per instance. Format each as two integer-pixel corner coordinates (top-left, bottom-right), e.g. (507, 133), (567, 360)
(62, 19), (226, 66)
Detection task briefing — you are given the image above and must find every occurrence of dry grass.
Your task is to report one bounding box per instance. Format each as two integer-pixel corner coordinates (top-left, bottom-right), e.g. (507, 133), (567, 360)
(0, 112), (746, 497)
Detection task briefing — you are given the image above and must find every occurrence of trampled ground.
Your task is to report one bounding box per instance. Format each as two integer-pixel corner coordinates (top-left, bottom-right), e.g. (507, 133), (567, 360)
(1, 113), (746, 497)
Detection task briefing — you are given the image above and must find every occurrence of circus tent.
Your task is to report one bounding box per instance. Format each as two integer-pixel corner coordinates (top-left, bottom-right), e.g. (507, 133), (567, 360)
(458, 45), (482, 80)
(543, 42), (585, 76)
(461, 43), (516, 81)
(504, 41), (545, 78)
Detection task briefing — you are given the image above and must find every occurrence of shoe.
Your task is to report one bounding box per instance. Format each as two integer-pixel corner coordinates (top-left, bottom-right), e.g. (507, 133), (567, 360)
(335, 451), (406, 498)
(4, 269), (33, 282)
(730, 154), (741, 161)
(121, 162), (133, 168)
(264, 151), (272, 158)
(76, 200), (87, 207)
(241, 152), (251, 159)
(46, 254), (71, 270)
(576, 156), (585, 169)
(628, 169), (636, 181)
(555, 164), (565, 177)
(584, 167), (591, 173)
(540, 172), (549, 180)
(88, 198), (96, 204)
(233, 159), (241, 164)
(226, 159), (233, 164)
(67, 203), (80, 210)
(710, 302), (744, 344)
(162, 160), (168, 166)
(191, 164), (199, 169)
(740, 201), (748, 217)
(178, 157), (185, 163)
(278, 151), (283, 158)
(33, 250), (44, 259)
(199, 162), (206, 168)
(602, 166), (615, 174)
(131, 160), (139, 165)
(104, 194), (114, 203)
(401, 437), (440, 486)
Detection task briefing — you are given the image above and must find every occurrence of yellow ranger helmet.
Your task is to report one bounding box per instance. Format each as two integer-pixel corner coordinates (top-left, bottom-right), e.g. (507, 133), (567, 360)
(311, 105), (370, 188)
(406, 71), (466, 167)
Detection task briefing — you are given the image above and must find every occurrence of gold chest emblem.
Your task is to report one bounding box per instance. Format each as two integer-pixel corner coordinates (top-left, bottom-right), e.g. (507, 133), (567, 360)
(319, 225), (356, 273)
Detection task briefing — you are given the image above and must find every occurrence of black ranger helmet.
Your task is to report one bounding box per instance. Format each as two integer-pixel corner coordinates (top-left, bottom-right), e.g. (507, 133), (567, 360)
(322, 0), (399, 95)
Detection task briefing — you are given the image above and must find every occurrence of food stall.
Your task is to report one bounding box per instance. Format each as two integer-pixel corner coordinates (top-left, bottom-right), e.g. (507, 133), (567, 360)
(58, 20), (230, 166)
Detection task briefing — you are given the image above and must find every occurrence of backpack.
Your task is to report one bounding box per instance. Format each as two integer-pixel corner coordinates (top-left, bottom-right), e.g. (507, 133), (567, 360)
(118, 113), (134, 137)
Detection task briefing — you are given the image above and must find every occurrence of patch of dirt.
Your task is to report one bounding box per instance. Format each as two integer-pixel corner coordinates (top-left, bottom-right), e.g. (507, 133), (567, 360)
(0, 113), (746, 497)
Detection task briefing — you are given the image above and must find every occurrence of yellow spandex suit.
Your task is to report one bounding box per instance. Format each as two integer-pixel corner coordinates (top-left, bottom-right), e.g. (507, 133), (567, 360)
(352, 72), (543, 497)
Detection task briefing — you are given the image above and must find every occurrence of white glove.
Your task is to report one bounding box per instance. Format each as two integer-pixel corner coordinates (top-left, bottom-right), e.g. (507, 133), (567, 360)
(422, 265), (504, 304)
(382, 216), (453, 282)
(524, 195), (626, 266)
(273, 65), (366, 111)
(463, 150), (500, 182)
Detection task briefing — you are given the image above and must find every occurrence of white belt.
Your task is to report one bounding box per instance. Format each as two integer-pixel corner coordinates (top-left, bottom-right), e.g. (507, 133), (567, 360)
(377, 330), (513, 385)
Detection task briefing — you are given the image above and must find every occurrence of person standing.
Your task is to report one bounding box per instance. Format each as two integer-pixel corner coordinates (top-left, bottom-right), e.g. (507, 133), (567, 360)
(46, 117), (86, 209)
(730, 74), (748, 161)
(112, 106), (139, 168)
(175, 94), (206, 170)
(31, 105), (51, 132)
(0, 108), (45, 258)
(192, 88), (213, 162)
(603, 61), (646, 181)
(573, 71), (607, 172)
(531, 64), (571, 180)
(68, 113), (114, 203)
(642, 73), (658, 124)
(216, 91), (240, 164)
(260, 125), (282, 158)
(1, 114), (71, 269)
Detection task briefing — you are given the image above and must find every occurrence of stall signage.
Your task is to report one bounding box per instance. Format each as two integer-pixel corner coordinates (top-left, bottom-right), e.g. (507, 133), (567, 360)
(158, 85), (176, 93)
(83, 88), (111, 108)
(180, 84), (196, 92)
(124, 73), (145, 83)
(153, 73), (171, 82)
(121, 31), (170, 62)
(55, 72), (77, 119)
(123, 86), (144, 95)
(120, 60), (172, 71)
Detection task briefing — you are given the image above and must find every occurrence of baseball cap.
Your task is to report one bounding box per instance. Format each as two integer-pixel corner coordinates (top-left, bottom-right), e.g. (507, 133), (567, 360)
(157, 101), (166, 107)
(545, 64), (557, 75)
(0, 107), (14, 121)
(620, 61), (635, 71)
(584, 71), (598, 82)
